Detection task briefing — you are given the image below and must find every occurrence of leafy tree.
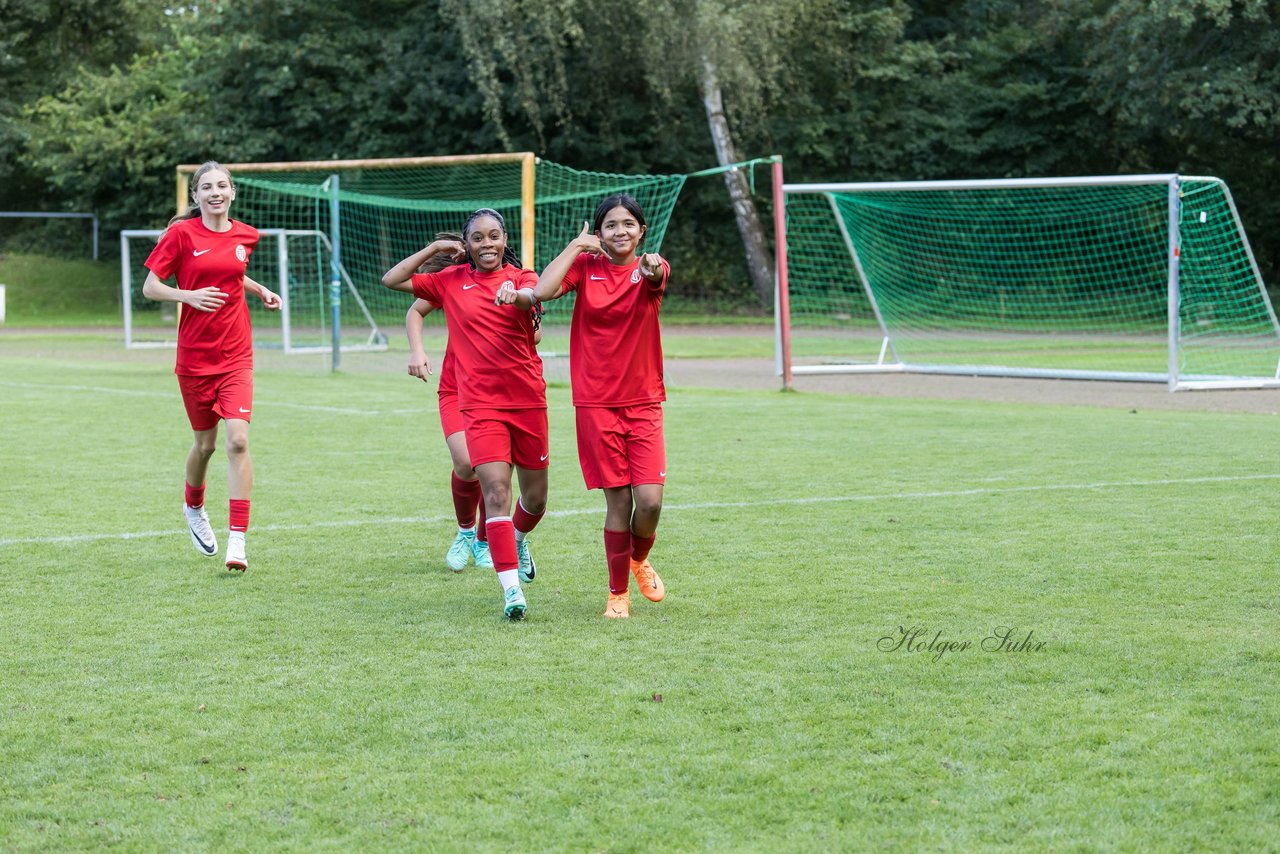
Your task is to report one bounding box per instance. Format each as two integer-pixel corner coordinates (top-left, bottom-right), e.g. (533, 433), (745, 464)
(11, 0), (1280, 299)
(0, 0), (169, 249)
(1074, 0), (1280, 281)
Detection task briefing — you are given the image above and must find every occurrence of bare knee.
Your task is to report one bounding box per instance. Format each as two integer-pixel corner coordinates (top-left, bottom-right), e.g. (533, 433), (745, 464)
(192, 438), (217, 459)
(484, 484), (512, 517)
(514, 470), (548, 514)
(634, 493), (663, 519)
(225, 434), (249, 457)
(517, 488), (547, 515)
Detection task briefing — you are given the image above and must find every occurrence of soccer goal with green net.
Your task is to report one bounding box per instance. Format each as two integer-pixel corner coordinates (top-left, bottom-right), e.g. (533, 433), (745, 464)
(777, 174), (1280, 391)
(120, 154), (686, 363)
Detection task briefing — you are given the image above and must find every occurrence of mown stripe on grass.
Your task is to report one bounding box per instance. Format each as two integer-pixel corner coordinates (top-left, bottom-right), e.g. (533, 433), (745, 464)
(0, 380), (428, 416)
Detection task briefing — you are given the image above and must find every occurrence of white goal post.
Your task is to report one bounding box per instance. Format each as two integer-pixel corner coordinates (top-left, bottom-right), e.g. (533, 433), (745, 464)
(121, 228), (386, 353)
(775, 173), (1280, 392)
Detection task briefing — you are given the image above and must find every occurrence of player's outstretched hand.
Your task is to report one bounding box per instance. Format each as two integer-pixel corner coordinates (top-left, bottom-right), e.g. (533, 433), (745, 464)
(638, 252), (665, 282)
(495, 282), (519, 306)
(185, 287), (228, 312)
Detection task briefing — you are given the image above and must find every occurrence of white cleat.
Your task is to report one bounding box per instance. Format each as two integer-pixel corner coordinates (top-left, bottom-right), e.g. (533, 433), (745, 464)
(225, 531), (247, 572)
(184, 505), (218, 557)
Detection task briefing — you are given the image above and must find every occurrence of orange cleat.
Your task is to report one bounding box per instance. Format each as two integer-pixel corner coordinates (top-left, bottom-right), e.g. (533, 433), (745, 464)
(630, 558), (665, 602)
(604, 590), (630, 619)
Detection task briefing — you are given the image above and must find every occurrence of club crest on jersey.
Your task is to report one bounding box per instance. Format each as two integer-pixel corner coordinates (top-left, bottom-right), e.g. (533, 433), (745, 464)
(630, 269), (642, 284)
(235, 245), (247, 262)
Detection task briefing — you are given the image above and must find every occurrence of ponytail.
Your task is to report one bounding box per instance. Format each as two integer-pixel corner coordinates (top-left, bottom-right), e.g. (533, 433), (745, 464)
(167, 206), (201, 228)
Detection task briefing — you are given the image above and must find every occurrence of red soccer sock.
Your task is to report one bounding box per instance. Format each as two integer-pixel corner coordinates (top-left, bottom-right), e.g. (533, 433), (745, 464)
(451, 472), (481, 529)
(605, 528), (632, 594)
(476, 495), (488, 543)
(512, 497), (545, 537)
(185, 481), (206, 509)
(631, 532), (656, 563)
(228, 499), (250, 533)
(486, 517), (518, 572)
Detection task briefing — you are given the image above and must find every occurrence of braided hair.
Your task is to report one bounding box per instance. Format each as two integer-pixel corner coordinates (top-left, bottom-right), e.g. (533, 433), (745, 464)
(462, 208), (522, 269)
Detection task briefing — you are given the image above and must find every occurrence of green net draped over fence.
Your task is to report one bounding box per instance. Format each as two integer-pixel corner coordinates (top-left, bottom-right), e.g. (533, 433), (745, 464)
(223, 157), (685, 349)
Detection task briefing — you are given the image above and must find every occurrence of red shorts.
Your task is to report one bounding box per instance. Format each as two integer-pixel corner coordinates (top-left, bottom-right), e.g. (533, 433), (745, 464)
(575, 403), (666, 490)
(463, 408), (549, 470)
(177, 369), (254, 432)
(438, 390), (464, 438)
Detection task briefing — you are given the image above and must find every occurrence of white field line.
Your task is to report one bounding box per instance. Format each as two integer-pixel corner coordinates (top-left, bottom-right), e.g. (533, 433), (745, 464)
(3, 473), (1277, 549)
(0, 380), (426, 416)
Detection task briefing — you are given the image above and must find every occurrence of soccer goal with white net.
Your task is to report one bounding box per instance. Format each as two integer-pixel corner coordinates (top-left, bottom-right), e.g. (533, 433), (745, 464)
(121, 228), (384, 352)
(777, 174), (1280, 391)
(123, 154), (687, 365)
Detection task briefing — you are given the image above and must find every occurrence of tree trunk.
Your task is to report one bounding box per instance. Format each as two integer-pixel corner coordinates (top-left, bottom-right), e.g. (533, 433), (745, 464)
(697, 55), (774, 305)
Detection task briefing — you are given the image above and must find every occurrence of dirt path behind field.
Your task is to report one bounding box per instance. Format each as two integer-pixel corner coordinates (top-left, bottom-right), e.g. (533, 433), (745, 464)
(656, 327), (1280, 415)
(666, 357), (1280, 415)
(4, 324), (1278, 415)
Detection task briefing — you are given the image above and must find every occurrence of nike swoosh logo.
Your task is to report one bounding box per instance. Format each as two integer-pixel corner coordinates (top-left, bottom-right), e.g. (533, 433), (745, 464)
(590, 275), (606, 281)
(463, 283), (479, 290)
(187, 520), (216, 554)
(539, 454), (548, 461)
(238, 407), (251, 413)
(659, 471), (666, 477)
(193, 249), (211, 256)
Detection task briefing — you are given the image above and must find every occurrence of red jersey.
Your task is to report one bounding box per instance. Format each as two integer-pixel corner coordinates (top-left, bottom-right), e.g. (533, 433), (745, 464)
(145, 217), (259, 376)
(411, 263), (545, 411)
(437, 348), (458, 397)
(561, 253), (667, 406)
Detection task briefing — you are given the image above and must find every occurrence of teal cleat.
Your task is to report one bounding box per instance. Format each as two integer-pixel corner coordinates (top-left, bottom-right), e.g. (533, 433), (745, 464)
(446, 529), (476, 572)
(516, 537), (536, 583)
(503, 586), (527, 620)
(472, 538), (494, 569)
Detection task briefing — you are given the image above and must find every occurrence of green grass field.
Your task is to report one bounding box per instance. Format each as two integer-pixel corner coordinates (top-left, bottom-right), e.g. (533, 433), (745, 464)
(2, 331), (1278, 851)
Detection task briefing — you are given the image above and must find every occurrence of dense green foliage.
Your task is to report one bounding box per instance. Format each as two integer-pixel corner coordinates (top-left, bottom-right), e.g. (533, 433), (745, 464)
(3, 0), (1277, 306)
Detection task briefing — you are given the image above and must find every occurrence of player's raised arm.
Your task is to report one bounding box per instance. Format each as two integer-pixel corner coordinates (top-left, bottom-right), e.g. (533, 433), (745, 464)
(533, 221), (600, 302)
(382, 239), (466, 292)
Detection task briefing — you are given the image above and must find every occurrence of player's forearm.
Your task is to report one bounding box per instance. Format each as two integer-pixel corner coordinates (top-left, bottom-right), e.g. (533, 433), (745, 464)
(533, 247), (576, 301)
(511, 288), (538, 311)
(405, 308), (425, 351)
(141, 272), (184, 304)
(382, 247), (434, 291)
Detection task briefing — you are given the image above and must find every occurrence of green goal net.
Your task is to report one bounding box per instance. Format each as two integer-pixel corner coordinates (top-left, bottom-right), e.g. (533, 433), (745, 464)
(780, 175), (1280, 390)
(184, 155), (685, 358)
